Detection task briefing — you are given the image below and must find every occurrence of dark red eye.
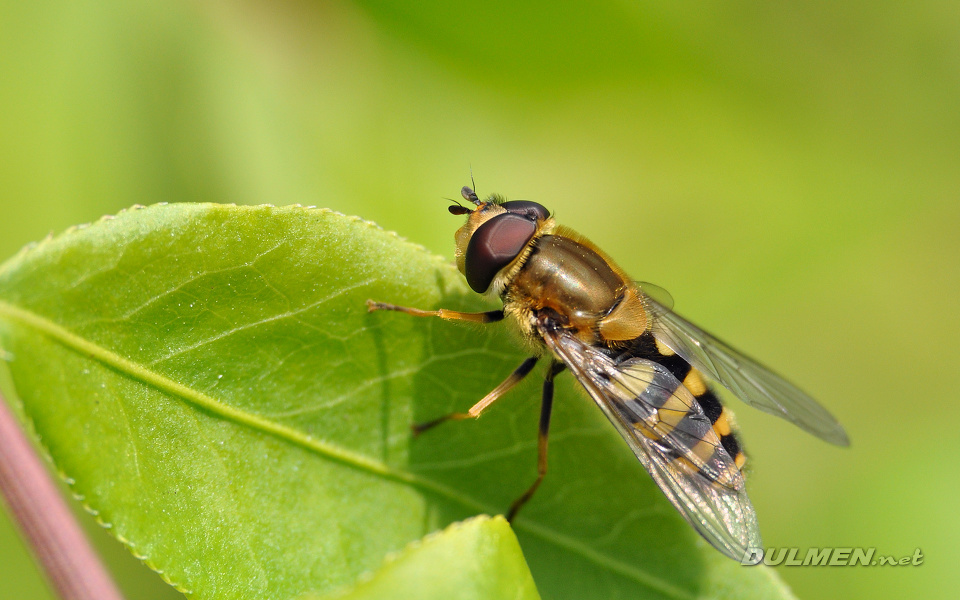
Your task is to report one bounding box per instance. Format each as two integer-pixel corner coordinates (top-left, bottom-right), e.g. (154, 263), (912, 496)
(501, 200), (549, 221)
(465, 213), (537, 293)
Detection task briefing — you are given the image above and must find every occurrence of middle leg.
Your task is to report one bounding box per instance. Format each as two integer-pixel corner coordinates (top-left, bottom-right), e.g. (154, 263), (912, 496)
(413, 356), (539, 435)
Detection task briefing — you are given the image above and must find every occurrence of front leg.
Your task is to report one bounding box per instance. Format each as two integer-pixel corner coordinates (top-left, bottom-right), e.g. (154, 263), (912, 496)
(367, 298), (523, 435)
(366, 300), (504, 324)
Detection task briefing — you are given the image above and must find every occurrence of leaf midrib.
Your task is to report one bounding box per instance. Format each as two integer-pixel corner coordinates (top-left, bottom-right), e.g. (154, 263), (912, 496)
(0, 299), (700, 600)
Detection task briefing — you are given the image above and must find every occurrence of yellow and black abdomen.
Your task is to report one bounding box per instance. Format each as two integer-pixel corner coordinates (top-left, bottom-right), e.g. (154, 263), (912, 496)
(612, 331), (747, 471)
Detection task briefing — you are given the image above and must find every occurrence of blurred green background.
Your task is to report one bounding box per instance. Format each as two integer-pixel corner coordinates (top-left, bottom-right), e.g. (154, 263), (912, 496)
(1, 1), (957, 598)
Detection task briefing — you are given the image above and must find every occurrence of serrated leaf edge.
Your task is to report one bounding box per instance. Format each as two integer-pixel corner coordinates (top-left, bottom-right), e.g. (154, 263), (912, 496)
(0, 204), (788, 600)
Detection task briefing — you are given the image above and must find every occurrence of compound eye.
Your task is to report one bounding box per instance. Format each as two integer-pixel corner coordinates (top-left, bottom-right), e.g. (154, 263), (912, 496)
(465, 213), (537, 293)
(501, 200), (549, 221)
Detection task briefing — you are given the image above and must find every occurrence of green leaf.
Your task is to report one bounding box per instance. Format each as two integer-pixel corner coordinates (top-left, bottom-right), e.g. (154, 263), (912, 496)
(306, 515), (540, 600)
(0, 204), (795, 600)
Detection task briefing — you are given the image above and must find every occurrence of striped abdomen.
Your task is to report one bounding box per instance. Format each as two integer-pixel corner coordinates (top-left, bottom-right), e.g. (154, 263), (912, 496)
(611, 331), (747, 472)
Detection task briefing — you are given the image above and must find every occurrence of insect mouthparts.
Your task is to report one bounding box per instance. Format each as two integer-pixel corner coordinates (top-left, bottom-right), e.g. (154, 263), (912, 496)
(366, 187), (848, 561)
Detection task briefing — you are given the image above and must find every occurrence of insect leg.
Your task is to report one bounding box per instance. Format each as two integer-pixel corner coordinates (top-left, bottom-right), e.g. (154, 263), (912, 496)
(507, 361), (565, 522)
(412, 357), (539, 435)
(366, 300), (504, 324)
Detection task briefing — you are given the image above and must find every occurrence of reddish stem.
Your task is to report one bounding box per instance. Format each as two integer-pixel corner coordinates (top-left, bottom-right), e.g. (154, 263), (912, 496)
(0, 391), (124, 600)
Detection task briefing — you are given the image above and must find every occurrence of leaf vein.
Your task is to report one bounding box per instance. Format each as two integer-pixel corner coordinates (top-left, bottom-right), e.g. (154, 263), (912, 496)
(147, 277), (378, 365)
(0, 300), (702, 600)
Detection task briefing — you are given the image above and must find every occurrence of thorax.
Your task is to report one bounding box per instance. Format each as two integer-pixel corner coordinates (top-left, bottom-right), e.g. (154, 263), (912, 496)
(504, 233), (629, 344)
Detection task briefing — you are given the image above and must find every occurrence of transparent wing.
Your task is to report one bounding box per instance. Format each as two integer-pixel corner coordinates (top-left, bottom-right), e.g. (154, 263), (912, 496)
(641, 290), (850, 446)
(541, 324), (762, 562)
(636, 281), (674, 310)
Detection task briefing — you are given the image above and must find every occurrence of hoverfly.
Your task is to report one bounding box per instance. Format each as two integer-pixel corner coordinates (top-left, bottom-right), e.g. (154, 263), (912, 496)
(367, 186), (848, 562)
